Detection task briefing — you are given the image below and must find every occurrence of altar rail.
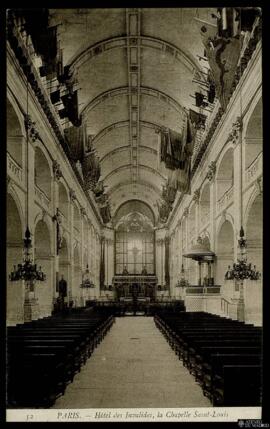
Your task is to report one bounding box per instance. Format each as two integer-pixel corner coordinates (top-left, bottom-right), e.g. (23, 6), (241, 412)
(185, 286), (221, 295)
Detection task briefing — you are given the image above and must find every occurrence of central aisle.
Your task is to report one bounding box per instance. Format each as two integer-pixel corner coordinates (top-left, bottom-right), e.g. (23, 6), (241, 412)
(52, 317), (211, 408)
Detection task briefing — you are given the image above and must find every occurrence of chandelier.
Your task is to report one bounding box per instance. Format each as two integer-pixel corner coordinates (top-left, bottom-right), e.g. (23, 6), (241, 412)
(9, 227), (46, 283)
(225, 226), (261, 281)
(80, 265), (95, 288)
(176, 264), (189, 287)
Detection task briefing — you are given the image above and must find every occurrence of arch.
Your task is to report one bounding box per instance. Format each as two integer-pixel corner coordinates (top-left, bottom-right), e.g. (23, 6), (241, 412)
(103, 163), (166, 183)
(7, 187), (25, 233)
(82, 86), (186, 118)
(58, 181), (69, 220)
(242, 90), (262, 137)
(7, 98), (24, 167)
(34, 212), (53, 244)
(34, 146), (52, 200)
(34, 219), (51, 256)
(91, 119), (162, 148)
(216, 148), (234, 202)
(69, 35), (202, 79)
(244, 97), (262, 170)
(7, 193), (24, 326)
(7, 89), (27, 138)
(108, 179), (161, 198)
(216, 214), (234, 241)
(216, 220), (234, 289)
(34, 220), (53, 318)
(113, 199), (156, 226)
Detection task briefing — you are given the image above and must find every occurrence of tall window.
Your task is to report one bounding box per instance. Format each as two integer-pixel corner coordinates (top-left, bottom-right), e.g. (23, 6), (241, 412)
(115, 212), (154, 274)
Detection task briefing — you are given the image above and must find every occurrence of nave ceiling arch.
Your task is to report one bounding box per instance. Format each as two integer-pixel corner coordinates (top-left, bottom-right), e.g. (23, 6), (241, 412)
(48, 8), (217, 221)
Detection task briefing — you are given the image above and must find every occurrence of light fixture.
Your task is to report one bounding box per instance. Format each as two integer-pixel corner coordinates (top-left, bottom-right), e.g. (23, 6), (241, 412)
(9, 227), (46, 283)
(9, 78), (46, 285)
(225, 226), (260, 281)
(176, 263), (189, 287)
(80, 264), (95, 288)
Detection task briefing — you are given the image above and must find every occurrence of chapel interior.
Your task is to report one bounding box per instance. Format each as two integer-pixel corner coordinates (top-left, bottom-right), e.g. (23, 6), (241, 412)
(6, 7), (263, 412)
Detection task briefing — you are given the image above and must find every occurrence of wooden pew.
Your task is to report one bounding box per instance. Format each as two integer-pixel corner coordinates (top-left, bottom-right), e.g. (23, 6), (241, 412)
(7, 309), (115, 407)
(212, 365), (262, 406)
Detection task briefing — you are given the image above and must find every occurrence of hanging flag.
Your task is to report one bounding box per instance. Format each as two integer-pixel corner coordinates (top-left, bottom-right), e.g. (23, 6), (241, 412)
(238, 7), (261, 32)
(50, 89), (61, 104)
(197, 17), (242, 111)
(189, 109), (207, 129)
(160, 128), (184, 170)
(157, 200), (171, 224)
(61, 90), (81, 126)
(81, 150), (101, 190)
(217, 8), (240, 38)
(100, 204), (111, 224)
(64, 124), (85, 162)
(168, 162), (191, 194)
(58, 108), (67, 119)
(195, 92), (205, 107)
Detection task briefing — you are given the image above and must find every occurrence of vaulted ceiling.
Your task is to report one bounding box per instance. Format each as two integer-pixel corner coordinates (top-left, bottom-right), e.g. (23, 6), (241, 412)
(49, 8), (217, 222)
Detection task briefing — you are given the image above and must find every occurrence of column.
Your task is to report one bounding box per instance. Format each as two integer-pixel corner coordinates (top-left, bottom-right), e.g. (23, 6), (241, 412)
(107, 238), (114, 286)
(52, 160), (62, 301)
(233, 140), (245, 321)
(209, 180), (216, 283)
(233, 142), (242, 255)
(161, 239), (165, 286)
(25, 136), (40, 320)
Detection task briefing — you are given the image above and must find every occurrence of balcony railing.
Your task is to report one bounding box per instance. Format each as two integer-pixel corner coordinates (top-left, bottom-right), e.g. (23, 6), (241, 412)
(186, 285), (221, 295)
(221, 297), (238, 319)
(7, 152), (23, 184)
(217, 186), (234, 214)
(245, 151), (262, 186)
(35, 184), (51, 208)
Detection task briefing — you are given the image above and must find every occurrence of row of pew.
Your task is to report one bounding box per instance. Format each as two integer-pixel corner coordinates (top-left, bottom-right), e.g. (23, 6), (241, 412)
(7, 307), (115, 408)
(154, 311), (262, 406)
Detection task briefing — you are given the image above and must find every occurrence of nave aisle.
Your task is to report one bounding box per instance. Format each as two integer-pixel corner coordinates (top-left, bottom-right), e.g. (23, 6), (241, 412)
(52, 317), (211, 408)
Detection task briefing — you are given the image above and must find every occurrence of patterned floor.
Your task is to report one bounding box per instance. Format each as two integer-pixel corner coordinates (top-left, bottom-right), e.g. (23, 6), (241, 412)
(52, 316), (211, 408)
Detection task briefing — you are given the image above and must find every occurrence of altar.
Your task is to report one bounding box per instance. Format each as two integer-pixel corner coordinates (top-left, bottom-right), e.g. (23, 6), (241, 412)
(113, 275), (158, 300)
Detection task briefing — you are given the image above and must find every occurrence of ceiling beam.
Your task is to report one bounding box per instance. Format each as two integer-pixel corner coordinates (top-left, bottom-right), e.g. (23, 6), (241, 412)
(103, 163), (166, 184)
(82, 85), (185, 117)
(100, 145), (157, 163)
(69, 35), (203, 79)
(107, 179), (161, 197)
(126, 8), (141, 184)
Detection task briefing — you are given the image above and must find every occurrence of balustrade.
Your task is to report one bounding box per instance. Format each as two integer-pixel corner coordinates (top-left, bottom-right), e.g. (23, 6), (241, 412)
(217, 186), (234, 213)
(245, 152), (262, 186)
(34, 185), (50, 208)
(7, 152), (23, 184)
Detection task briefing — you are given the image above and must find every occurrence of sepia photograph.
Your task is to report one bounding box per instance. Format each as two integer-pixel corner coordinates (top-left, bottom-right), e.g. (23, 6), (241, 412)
(5, 5), (264, 423)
